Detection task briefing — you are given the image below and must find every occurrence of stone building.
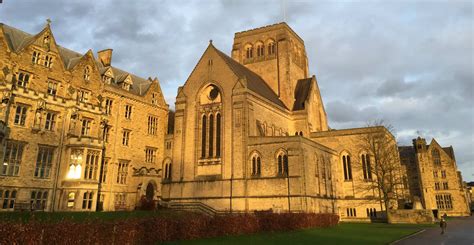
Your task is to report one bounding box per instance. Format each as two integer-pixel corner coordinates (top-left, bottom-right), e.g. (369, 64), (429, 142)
(162, 22), (470, 219)
(0, 21), (168, 212)
(0, 21), (469, 219)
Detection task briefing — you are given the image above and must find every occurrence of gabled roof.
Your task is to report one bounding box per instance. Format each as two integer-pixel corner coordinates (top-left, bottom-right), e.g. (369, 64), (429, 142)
(293, 78), (312, 111)
(212, 45), (287, 109)
(1, 22), (153, 97)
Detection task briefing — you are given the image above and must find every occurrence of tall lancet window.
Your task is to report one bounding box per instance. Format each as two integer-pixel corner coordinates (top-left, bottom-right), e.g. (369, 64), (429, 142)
(198, 84), (222, 164)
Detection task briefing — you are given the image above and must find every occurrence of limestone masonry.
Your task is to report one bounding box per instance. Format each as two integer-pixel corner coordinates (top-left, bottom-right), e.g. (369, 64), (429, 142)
(0, 21), (470, 219)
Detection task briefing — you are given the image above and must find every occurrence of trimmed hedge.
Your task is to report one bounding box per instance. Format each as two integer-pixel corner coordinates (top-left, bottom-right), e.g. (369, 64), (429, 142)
(0, 212), (339, 244)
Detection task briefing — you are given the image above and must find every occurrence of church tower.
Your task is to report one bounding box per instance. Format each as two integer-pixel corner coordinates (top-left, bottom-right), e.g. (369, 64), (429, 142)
(231, 23), (309, 109)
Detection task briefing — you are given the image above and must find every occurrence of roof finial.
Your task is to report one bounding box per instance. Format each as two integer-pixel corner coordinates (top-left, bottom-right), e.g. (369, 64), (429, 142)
(46, 18), (52, 26)
(209, 39), (213, 44)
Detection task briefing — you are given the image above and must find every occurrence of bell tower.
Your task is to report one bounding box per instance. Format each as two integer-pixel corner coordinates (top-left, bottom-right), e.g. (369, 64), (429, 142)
(231, 23), (309, 109)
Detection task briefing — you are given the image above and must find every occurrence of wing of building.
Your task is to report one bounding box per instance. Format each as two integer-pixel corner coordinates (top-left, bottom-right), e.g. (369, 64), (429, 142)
(0, 21), (168, 211)
(161, 23), (470, 219)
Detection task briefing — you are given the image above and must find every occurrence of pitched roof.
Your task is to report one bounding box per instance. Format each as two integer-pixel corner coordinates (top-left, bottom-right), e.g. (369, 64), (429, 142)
(1, 23), (152, 97)
(293, 78), (312, 111)
(212, 45), (287, 109)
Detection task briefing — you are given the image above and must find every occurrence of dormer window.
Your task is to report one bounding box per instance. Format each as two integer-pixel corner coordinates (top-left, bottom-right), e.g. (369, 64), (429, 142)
(122, 83), (130, 91)
(83, 66), (91, 81)
(102, 75), (113, 84)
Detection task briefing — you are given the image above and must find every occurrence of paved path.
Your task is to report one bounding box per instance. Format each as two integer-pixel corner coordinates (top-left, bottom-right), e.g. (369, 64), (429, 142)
(395, 216), (474, 245)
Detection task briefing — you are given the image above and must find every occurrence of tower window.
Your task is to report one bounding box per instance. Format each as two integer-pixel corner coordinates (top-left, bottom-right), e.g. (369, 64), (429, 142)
(257, 43), (264, 57)
(246, 45), (253, 59)
(268, 41), (276, 55)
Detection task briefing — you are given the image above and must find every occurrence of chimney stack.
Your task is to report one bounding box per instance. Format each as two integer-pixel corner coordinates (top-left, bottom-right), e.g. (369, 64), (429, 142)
(98, 49), (113, 67)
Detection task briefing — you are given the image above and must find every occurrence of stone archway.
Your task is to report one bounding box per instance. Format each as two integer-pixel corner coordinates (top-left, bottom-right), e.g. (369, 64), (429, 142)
(145, 182), (155, 201)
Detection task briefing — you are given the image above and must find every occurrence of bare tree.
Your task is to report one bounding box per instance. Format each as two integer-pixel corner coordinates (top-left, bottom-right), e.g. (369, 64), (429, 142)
(356, 120), (405, 213)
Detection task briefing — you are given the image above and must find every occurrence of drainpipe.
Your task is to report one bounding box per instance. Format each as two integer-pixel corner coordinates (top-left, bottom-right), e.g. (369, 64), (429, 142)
(51, 106), (69, 212)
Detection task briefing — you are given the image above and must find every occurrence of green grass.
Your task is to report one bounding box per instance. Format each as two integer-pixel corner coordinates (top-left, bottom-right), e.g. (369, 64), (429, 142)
(0, 209), (178, 223)
(166, 223), (435, 245)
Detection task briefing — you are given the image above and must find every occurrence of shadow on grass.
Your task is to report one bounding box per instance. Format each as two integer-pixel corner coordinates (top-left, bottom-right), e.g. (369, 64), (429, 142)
(165, 223), (435, 245)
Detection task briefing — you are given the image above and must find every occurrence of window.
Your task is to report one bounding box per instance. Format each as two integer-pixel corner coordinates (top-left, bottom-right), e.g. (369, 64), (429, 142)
(251, 154), (261, 176)
(209, 114), (214, 157)
(436, 194), (453, 210)
(435, 182), (440, 190)
(321, 156), (327, 179)
(105, 99), (113, 115)
(114, 193), (126, 207)
(122, 82), (130, 91)
(343, 154), (353, 181)
(124, 105), (132, 119)
(84, 150), (100, 180)
(103, 127), (110, 143)
(164, 161), (172, 180)
(361, 154), (372, 180)
(268, 41), (276, 55)
(433, 171), (438, 178)
(443, 182), (449, 190)
(32, 51), (40, 64)
(122, 130), (130, 146)
(201, 115), (207, 158)
(47, 80), (58, 96)
(145, 148), (157, 163)
(432, 149), (441, 165)
(81, 119), (91, 136)
(148, 116), (158, 135)
(102, 75), (113, 84)
(366, 208), (377, 218)
(77, 90), (89, 103)
(441, 170), (446, 178)
(44, 112), (56, 131)
(14, 105), (28, 126)
(246, 45), (253, 58)
(82, 191), (93, 210)
(84, 66), (91, 81)
(30, 190), (48, 210)
(256, 43), (264, 57)
(67, 192), (76, 208)
(152, 93), (159, 105)
(346, 208), (357, 217)
(35, 146), (54, 178)
(216, 113), (221, 157)
(117, 161), (129, 184)
(315, 155), (320, 177)
(0, 190), (17, 209)
(100, 158), (109, 183)
(17, 72), (30, 87)
(1, 141), (24, 176)
(44, 55), (53, 68)
(277, 152), (288, 176)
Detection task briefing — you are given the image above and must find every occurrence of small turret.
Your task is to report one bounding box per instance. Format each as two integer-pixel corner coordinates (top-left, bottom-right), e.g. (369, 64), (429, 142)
(413, 136), (427, 153)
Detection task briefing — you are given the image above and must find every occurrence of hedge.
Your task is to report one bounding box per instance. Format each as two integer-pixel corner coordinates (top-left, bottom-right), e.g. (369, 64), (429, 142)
(0, 212), (339, 244)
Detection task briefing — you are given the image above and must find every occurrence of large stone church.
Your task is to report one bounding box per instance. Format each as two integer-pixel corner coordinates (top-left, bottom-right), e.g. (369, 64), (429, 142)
(0, 21), (470, 220)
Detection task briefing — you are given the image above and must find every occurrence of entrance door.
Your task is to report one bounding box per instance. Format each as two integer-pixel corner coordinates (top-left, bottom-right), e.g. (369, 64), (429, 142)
(145, 183), (155, 201)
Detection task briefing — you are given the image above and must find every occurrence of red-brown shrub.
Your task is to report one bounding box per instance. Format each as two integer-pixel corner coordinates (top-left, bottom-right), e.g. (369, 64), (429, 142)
(0, 211), (339, 244)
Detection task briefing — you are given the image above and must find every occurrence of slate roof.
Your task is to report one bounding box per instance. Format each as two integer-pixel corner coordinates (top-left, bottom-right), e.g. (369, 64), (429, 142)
(398, 145), (455, 161)
(212, 46), (287, 109)
(293, 78), (312, 111)
(1, 23), (152, 96)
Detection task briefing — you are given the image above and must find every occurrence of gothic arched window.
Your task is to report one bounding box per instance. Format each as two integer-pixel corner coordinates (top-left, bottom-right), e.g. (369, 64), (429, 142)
(251, 153), (261, 176)
(245, 44), (254, 59)
(277, 151), (288, 176)
(361, 154), (372, 180)
(199, 84), (222, 162)
(256, 42), (264, 57)
(342, 154), (352, 181)
(267, 40), (276, 55)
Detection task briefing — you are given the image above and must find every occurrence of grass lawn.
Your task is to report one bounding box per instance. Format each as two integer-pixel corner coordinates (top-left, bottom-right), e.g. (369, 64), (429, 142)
(0, 209), (179, 223)
(167, 222), (434, 245)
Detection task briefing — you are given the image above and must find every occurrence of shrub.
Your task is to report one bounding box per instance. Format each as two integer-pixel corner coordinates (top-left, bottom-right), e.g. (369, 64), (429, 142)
(0, 211), (339, 244)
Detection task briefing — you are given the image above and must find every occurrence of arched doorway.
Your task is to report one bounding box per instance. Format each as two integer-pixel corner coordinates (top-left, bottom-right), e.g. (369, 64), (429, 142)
(145, 182), (155, 201)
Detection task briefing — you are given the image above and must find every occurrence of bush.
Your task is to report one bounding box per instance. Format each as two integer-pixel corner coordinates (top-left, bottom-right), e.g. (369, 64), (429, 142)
(0, 211), (339, 244)
(138, 196), (156, 211)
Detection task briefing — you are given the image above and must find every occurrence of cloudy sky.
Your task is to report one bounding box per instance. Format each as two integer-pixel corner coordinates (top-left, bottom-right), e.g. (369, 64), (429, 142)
(0, 0), (472, 181)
